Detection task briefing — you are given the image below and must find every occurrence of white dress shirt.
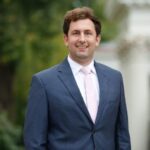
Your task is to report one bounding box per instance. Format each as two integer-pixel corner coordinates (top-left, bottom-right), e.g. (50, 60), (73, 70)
(67, 56), (100, 105)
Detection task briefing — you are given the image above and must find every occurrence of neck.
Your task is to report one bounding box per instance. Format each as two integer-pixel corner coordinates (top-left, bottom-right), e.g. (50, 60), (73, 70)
(69, 55), (93, 66)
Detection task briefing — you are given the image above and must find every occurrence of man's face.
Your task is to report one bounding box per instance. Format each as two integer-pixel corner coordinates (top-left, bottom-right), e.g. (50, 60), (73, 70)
(64, 19), (100, 65)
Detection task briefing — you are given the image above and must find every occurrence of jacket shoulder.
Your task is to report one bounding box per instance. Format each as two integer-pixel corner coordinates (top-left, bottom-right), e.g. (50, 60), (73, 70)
(33, 64), (60, 81)
(95, 61), (122, 79)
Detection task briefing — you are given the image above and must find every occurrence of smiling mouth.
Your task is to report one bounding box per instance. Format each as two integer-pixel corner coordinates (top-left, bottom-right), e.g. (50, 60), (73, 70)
(78, 46), (87, 49)
(77, 47), (87, 52)
(76, 45), (88, 49)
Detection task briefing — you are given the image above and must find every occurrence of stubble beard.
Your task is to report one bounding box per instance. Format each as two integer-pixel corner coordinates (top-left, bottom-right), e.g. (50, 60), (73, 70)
(75, 50), (93, 65)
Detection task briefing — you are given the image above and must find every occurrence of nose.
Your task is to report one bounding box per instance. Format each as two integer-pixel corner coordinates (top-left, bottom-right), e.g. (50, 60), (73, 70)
(79, 33), (86, 42)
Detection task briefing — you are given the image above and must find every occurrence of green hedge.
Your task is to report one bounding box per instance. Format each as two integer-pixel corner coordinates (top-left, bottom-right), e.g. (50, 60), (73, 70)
(0, 113), (24, 150)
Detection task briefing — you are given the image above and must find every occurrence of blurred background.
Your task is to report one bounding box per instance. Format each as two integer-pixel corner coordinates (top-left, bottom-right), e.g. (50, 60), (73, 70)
(0, 0), (149, 150)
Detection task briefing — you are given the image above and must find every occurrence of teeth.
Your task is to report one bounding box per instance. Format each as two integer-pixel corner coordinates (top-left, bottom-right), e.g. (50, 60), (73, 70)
(76, 43), (88, 49)
(78, 47), (86, 48)
(77, 45), (87, 48)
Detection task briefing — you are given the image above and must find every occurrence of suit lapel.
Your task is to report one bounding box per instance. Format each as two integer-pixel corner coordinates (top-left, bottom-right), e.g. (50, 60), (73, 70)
(57, 59), (110, 124)
(57, 58), (91, 121)
(94, 62), (109, 124)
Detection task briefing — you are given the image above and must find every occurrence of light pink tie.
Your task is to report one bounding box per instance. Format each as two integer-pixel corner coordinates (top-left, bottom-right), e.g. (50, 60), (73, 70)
(81, 67), (98, 123)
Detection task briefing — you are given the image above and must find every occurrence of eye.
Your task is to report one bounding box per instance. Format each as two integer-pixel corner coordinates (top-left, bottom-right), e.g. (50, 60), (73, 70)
(72, 31), (80, 35)
(85, 31), (92, 35)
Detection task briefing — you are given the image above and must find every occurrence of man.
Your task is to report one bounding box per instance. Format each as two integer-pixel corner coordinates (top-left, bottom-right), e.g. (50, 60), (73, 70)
(24, 7), (131, 150)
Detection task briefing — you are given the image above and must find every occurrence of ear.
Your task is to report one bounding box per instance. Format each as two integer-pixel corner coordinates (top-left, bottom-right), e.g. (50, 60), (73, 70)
(96, 35), (101, 46)
(64, 34), (68, 46)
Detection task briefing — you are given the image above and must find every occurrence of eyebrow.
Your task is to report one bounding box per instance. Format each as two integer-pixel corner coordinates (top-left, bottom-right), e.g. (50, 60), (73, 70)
(71, 29), (93, 32)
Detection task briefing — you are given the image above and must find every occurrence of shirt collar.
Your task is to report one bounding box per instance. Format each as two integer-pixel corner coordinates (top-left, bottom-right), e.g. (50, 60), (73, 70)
(67, 56), (96, 75)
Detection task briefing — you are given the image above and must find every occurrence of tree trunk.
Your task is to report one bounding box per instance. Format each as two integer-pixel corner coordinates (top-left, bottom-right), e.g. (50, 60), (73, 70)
(0, 63), (15, 111)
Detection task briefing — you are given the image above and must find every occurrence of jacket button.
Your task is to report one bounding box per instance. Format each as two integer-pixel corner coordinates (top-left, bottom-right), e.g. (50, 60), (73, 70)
(92, 129), (95, 134)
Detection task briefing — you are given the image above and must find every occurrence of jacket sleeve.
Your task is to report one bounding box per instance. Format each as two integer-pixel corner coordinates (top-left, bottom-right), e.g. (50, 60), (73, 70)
(24, 75), (49, 150)
(116, 74), (131, 150)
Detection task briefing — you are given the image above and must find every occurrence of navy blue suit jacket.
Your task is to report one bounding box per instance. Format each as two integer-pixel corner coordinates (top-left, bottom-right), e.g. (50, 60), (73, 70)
(24, 58), (131, 150)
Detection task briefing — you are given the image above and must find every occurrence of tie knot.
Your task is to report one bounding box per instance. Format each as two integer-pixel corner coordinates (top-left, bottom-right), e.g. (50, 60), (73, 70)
(80, 67), (91, 75)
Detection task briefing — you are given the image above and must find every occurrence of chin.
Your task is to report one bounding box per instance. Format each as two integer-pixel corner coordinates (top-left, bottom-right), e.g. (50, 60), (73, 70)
(77, 54), (89, 59)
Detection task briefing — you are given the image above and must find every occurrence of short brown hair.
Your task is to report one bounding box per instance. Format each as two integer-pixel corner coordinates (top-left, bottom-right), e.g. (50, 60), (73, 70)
(63, 7), (101, 36)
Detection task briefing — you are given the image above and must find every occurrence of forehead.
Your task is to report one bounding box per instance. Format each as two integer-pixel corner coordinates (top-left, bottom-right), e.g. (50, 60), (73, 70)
(69, 19), (95, 31)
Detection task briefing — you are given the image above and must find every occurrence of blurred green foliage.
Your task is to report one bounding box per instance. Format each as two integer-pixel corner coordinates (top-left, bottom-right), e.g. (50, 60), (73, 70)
(0, 0), (121, 149)
(0, 113), (23, 150)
